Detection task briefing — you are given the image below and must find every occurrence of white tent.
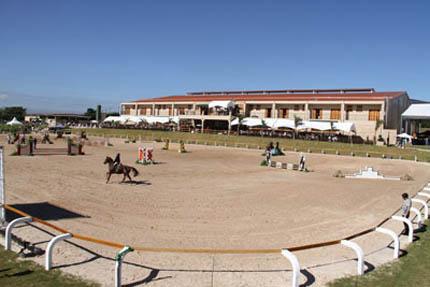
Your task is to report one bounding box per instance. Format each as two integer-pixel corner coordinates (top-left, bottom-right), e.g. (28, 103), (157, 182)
(241, 117), (266, 127)
(303, 121), (332, 131)
(170, 116), (180, 125)
(231, 117), (266, 127)
(333, 122), (356, 133)
(273, 118), (296, 129)
(402, 104), (430, 120)
(144, 116), (170, 125)
(103, 116), (121, 123)
(6, 117), (23, 126)
(262, 118), (278, 129)
(208, 100), (235, 110)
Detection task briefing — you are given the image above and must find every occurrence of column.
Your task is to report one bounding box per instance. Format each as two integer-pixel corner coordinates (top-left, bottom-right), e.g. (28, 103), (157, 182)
(272, 103), (276, 118)
(304, 103), (309, 120)
(135, 104), (138, 116)
(171, 104), (175, 116)
(201, 119), (205, 133)
(152, 104), (155, 116)
(341, 102), (345, 121)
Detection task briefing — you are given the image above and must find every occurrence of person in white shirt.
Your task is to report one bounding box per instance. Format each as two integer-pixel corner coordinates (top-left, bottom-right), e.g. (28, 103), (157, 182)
(401, 193), (412, 235)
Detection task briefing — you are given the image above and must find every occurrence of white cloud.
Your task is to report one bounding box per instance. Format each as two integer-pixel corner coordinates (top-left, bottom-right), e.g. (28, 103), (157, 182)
(0, 94), (8, 100)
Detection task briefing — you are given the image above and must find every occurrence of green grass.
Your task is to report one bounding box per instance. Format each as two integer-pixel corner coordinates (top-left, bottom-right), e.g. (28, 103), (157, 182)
(328, 221), (430, 287)
(75, 128), (430, 162)
(0, 248), (99, 287)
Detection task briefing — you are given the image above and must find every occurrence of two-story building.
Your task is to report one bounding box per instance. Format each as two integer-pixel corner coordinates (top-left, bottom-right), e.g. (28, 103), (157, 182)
(120, 88), (410, 140)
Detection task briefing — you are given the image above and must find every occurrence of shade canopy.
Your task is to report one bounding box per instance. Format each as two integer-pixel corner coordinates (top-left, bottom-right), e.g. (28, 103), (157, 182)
(402, 104), (430, 120)
(6, 117), (23, 126)
(208, 100), (235, 110)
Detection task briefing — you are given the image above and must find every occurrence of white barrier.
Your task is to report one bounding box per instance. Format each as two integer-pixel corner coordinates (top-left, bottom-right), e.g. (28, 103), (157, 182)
(341, 240), (364, 275)
(4, 216), (32, 250)
(115, 246), (134, 287)
(410, 207), (423, 226)
(391, 216), (413, 243)
(375, 227), (400, 259)
(411, 198), (429, 219)
(418, 192), (430, 201)
(281, 249), (301, 287)
(46, 233), (72, 271)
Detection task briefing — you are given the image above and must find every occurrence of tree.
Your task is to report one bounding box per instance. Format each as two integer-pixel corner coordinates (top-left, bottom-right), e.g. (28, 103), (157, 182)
(374, 119), (384, 144)
(235, 113), (245, 136)
(85, 108), (96, 120)
(293, 116), (303, 140)
(0, 106), (26, 122)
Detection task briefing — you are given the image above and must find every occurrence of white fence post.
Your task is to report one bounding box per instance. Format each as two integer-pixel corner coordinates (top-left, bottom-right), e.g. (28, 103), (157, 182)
(5, 216), (32, 250)
(45, 233), (72, 271)
(341, 240), (364, 275)
(281, 248), (301, 287)
(410, 207), (423, 227)
(392, 215), (413, 242)
(411, 198), (428, 219)
(0, 147), (5, 225)
(418, 192), (430, 201)
(375, 227), (400, 259)
(115, 246), (134, 287)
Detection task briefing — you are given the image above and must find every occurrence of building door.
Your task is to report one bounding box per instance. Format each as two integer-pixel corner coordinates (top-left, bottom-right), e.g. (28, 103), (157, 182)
(330, 109), (341, 120)
(368, 109), (380, 121)
(267, 108), (272, 118)
(281, 108), (289, 118)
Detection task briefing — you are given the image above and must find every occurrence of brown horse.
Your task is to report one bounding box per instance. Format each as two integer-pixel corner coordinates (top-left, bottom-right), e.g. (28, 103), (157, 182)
(104, 156), (139, 183)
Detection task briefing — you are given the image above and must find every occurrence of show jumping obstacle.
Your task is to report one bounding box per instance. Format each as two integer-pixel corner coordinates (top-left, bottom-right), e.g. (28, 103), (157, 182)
(137, 146), (154, 165)
(15, 138), (84, 156)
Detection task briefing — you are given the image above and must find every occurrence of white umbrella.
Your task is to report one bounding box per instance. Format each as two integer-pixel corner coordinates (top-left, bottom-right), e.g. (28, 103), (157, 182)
(273, 118), (296, 129)
(6, 117), (23, 126)
(397, 133), (412, 139)
(333, 122), (356, 133)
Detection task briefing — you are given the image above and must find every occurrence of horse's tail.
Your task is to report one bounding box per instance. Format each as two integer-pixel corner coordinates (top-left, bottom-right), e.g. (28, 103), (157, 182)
(130, 167), (139, 177)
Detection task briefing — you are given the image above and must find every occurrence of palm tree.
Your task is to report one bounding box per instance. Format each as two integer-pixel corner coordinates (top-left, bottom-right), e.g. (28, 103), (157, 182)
(374, 119), (384, 144)
(235, 113), (245, 136)
(293, 116), (303, 140)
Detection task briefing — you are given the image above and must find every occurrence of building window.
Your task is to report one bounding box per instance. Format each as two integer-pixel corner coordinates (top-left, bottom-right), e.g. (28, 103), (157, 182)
(188, 105), (193, 110)
(330, 109), (341, 120)
(281, 108), (289, 118)
(311, 108), (322, 120)
(356, 105), (363, 112)
(256, 105), (261, 110)
(294, 105), (300, 111)
(368, 109), (380, 121)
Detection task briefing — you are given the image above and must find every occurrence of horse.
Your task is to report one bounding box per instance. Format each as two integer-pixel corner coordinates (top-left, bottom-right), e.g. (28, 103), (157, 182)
(103, 156), (139, 183)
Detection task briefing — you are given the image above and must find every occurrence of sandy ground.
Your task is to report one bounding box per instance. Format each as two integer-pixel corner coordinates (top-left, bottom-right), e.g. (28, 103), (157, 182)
(1, 135), (430, 286)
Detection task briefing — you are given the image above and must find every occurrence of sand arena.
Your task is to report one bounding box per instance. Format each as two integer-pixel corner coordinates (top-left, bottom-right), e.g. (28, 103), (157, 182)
(3, 136), (430, 286)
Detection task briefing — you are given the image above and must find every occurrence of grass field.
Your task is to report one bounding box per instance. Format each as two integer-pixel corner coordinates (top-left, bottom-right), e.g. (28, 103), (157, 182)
(0, 249), (98, 287)
(75, 128), (430, 162)
(329, 221), (430, 287)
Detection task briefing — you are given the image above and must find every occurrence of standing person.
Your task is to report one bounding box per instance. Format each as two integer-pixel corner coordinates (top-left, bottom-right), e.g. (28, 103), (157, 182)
(299, 153), (306, 171)
(401, 193), (412, 235)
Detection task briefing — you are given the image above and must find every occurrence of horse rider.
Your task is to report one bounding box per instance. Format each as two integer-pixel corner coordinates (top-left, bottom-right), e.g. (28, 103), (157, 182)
(113, 153), (122, 172)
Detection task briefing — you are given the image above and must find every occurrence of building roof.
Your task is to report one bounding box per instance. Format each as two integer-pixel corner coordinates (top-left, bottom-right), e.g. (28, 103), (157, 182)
(402, 104), (430, 120)
(130, 88), (407, 104)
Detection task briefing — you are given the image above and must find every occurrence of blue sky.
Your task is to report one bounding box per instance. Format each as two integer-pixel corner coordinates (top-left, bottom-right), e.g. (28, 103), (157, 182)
(0, 0), (429, 113)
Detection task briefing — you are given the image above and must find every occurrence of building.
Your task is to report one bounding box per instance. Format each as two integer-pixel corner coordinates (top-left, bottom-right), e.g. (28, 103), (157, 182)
(120, 88), (410, 140)
(25, 113), (90, 126)
(401, 103), (430, 138)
